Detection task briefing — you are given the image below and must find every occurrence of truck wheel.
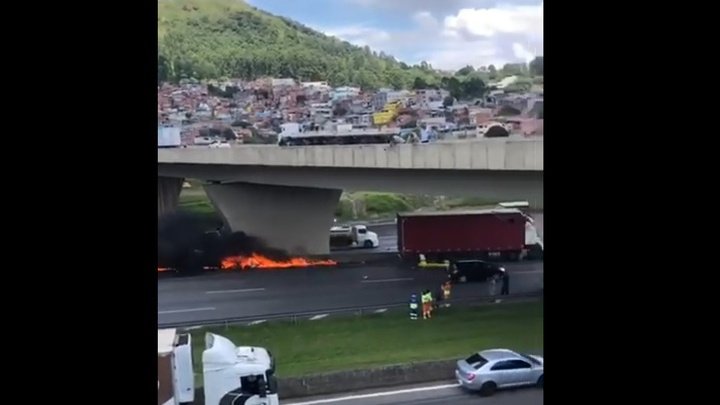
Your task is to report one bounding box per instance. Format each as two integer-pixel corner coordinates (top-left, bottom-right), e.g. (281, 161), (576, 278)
(479, 381), (497, 396)
(364, 240), (374, 248)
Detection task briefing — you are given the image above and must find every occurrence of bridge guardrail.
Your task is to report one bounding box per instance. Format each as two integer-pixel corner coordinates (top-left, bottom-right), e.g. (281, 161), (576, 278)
(159, 291), (542, 329)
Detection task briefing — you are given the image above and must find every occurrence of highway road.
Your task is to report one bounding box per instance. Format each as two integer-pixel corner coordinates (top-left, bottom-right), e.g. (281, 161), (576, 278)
(285, 382), (543, 405)
(334, 212), (544, 254)
(157, 260), (543, 325)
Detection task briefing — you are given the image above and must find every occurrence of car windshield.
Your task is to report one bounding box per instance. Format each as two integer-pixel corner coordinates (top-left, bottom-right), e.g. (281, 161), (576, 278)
(465, 353), (488, 369)
(519, 353), (541, 365)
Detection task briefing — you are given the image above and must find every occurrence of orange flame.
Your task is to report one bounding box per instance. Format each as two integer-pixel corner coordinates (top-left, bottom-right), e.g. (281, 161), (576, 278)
(221, 253), (336, 270)
(158, 267), (171, 272)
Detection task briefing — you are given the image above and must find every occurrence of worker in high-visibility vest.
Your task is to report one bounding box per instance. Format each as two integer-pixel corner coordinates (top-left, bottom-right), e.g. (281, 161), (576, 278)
(421, 290), (433, 319)
(409, 293), (419, 320)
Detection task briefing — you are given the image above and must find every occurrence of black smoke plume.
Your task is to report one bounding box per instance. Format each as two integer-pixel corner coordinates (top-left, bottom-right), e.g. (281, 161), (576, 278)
(158, 212), (289, 274)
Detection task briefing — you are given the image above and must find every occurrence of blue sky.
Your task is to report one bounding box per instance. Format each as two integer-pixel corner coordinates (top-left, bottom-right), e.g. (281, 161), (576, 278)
(246, 0), (543, 71)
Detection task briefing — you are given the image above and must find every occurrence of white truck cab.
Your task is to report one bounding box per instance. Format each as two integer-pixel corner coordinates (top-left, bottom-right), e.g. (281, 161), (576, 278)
(158, 329), (195, 405)
(330, 224), (379, 249)
(158, 329), (279, 405)
(203, 333), (279, 405)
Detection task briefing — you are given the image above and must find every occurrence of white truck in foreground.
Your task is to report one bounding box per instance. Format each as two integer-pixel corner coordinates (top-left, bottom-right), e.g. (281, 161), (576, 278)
(158, 329), (279, 405)
(329, 224), (379, 249)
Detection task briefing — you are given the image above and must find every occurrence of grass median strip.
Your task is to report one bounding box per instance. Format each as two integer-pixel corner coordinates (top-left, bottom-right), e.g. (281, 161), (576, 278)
(189, 301), (543, 378)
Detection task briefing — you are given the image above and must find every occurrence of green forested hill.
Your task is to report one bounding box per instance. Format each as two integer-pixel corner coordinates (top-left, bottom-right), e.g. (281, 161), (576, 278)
(157, 0), (441, 88)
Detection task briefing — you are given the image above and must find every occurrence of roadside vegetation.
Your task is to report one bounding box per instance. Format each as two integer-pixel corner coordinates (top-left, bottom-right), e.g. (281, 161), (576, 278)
(178, 181), (506, 224)
(189, 301), (543, 378)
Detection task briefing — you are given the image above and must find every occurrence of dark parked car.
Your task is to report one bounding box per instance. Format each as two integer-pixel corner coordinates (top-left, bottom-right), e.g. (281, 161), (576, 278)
(448, 260), (505, 283)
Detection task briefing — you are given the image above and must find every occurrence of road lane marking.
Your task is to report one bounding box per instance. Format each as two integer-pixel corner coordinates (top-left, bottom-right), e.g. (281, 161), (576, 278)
(309, 314), (328, 320)
(286, 383), (460, 404)
(247, 320), (267, 326)
(205, 288), (266, 294)
(361, 278), (414, 283)
(374, 308), (388, 313)
(158, 307), (215, 314)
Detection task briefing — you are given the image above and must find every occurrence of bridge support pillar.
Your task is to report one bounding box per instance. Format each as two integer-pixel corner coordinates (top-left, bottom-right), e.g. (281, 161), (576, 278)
(158, 177), (184, 218)
(204, 182), (342, 255)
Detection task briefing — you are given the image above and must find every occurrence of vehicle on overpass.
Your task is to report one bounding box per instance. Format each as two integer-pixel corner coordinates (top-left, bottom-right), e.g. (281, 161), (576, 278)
(158, 125), (182, 148)
(158, 329), (279, 405)
(372, 100), (403, 126)
(455, 349), (543, 396)
(208, 140), (231, 148)
(396, 208), (543, 263)
(448, 260), (505, 283)
(194, 136), (225, 146)
(277, 121), (398, 146)
(330, 224), (379, 249)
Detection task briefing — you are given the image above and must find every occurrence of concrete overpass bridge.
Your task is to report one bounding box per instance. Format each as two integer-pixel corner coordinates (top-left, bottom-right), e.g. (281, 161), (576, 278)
(158, 138), (543, 254)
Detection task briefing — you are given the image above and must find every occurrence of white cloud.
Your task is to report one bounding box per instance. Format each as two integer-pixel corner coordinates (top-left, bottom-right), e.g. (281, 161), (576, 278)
(413, 11), (439, 30)
(443, 3), (543, 40)
(323, 1), (543, 71)
(348, 0), (496, 15)
(322, 25), (391, 47)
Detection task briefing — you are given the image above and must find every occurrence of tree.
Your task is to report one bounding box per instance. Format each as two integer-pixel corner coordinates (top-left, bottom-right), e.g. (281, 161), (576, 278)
(447, 77), (462, 100)
(505, 78), (532, 93)
(413, 76), (428, 89)
(488, 64), (497, 80)
(456, 65), (475, 76)
(440, 76), (450, 89)
(157, 0), (445, 87)
(461, 77), (487, 98)
(443, 96), (454, 107)
(502, 63), (527, 76)
(529, 56), (543, 76)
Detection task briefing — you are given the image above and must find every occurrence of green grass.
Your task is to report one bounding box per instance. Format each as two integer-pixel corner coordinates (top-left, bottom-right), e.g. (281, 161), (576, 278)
(189, 301), (543, 378)
(179, 194), (216, 215)
(178, 186), (508, 224)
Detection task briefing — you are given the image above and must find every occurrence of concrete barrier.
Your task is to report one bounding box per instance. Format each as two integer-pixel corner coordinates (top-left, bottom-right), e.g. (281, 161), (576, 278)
(277, 358), (458, 399)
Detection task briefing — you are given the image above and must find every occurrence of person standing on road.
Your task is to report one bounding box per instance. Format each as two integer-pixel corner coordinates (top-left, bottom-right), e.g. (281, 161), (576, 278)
(501, 272), (510, 296)
(488, 275), (497, 301)
(434, 285), (443, 310)
(409, 293), (419, 320)
(421, 289), (433, 319)
(441, 281), (452, 308)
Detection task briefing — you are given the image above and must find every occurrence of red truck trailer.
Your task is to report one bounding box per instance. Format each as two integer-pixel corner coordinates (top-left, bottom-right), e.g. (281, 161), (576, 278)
(397, 208), (540, 262)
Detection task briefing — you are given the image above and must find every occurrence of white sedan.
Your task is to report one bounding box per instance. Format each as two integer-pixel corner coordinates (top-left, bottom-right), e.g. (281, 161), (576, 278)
(455, 349), (543, 396)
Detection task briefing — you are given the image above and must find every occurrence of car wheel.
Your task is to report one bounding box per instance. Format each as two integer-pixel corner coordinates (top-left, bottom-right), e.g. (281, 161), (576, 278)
(479, 381), (497, 396)
(536, 375), (543, 388)
(364, 240), (374, 248)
